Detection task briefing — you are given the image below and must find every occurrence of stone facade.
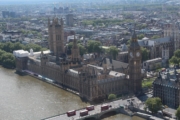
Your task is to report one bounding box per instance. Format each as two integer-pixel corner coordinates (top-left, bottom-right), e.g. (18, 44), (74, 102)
(15, 18), (143, 101)
(153, 68), (180, 108)
(164, 22), (180, 51)
(118, 23), (179, 63)
(143, 58), (162, 71)
(48, 18), (64, 56)
(128, 30), (142, 93)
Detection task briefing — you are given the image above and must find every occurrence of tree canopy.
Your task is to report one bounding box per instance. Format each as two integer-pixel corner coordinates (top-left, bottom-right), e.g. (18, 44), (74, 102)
(108, 94), (117, 100)
(0, 42), (47, 69)
(151, 35), (160, 39)
(87, 40), (102, 53)
(137, 34), (145, 40)
(141, 47), (150, 61)
(82, 18), (134, 26)
(176, 106), (180, 120)
(0, 42), (47, 53)
(68, 42), (74, 50)
(106, 46), (119, 60)
(0, 50), (15, 68)
(24, 43), (42, 52)
(145, 97), (162, 114)
(169, 49), (180, 66)
(78, 44), (86, 56)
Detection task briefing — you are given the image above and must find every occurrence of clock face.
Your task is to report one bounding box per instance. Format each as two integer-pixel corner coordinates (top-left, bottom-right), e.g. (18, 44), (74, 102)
(136, 52), (140, 57)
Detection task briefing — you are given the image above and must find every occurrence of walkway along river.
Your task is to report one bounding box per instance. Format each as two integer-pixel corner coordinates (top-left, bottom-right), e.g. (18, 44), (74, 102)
(0, 66), (144, 120)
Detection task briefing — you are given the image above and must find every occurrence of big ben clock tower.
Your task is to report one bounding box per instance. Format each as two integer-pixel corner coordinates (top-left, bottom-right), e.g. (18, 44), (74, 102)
(128, 30), (142, 93)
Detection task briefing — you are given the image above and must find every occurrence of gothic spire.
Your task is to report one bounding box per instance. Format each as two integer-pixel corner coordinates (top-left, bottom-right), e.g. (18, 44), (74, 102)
(129, 23), (140, 48)
(73, 35), (78, 49)
(131, 24), (137, 42)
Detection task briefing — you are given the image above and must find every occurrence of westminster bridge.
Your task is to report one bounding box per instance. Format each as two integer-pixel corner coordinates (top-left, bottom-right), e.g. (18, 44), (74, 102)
(42, 97), (142, 120)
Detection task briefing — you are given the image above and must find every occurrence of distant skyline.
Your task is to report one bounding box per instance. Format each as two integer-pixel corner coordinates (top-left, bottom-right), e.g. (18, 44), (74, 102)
(0, 0), (69, 5)
(0, 0), (172, 5)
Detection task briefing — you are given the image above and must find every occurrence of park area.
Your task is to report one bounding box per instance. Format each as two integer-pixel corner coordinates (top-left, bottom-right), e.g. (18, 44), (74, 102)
(142, 77), (156, 89)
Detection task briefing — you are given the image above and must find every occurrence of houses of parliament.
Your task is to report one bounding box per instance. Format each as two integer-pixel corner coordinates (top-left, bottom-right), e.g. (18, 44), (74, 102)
(15, 18), (143, 101)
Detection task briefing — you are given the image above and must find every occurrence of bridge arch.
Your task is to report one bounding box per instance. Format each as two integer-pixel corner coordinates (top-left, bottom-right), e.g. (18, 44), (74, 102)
(83, 116), (97, 120)
(99, 110), (117, 119)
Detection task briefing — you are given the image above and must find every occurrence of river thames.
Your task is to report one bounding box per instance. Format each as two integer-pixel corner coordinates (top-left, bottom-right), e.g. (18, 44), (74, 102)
(0, 66), (144, 120)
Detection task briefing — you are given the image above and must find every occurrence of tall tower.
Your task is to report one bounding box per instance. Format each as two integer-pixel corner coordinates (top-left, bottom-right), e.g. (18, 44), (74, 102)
(79, 67), (98, 101)
(71, 35), (80, 62)
(48, 18), (64, 56)
(128, 30), (142, 93)
(172, 22), (180, 51)
(164, 21), (180, 51)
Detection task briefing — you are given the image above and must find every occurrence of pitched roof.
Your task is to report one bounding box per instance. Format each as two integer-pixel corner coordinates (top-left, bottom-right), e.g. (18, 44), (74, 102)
(106, 58), (128, 69)
(138, 37), (171, 47)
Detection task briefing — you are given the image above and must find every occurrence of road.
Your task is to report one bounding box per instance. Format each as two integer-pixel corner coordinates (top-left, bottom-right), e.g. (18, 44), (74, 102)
(44, 97), (142, 120)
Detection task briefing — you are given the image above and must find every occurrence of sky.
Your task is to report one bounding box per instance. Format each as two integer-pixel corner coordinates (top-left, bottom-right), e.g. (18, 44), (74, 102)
(0, 0), (67, 5)
(0, 0), (68, 3)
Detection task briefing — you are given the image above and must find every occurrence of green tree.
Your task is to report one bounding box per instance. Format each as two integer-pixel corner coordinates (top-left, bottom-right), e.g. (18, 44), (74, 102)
(127, 39), (131, 45)
(169, 49), (180, 66)
(106, 46), (119, 60)
(174, 49), (180, 58)
(24, 43), (42, 52)
(169, 56), (180, 66)
(87, 40), (101, 54)
(0, 50), (6, 63)
(78, 44), (86, 56)
(68, 42), (73, 50)
(176, 106), (180, 120)
(141, 47), (149, 61)
(108, 94), (117, 100)
(145, 97), (162, 114)
(1, 42), (14, 53)
(137, 34), (145, 40)
(1, 52), (15, 68)
(151, 35), (160, 39)
(13, 42), (25, 51)
(40, 47), (48, 51)
(37, 33), (42, 39)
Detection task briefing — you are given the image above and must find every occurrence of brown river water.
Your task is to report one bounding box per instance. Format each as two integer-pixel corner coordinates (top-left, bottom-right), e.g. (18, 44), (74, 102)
(0, 67), (144, 120)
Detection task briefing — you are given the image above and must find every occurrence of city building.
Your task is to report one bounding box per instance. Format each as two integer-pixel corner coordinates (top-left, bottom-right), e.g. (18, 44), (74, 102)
(2, 11), (16, 18)
(66, 14), (74, 27)
(118, 35), (174, 64)
(153, 67), (180, 108)
(143, 58), (162, 71)
(15, 18), (143, 101)
(164, 22), (180, 51)
(48, 18), (64, 56)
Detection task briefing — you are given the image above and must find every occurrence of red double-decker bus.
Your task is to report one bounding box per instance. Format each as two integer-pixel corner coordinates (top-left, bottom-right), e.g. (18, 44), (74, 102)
(80, 110), (88, 116)
(67, 110), (76, 117)
(86, 105), (94, 111)
(101, 104), (109, 111)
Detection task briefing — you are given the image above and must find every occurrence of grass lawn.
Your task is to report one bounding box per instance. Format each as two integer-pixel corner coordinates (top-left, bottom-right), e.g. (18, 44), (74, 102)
(142, 77), (156, 88)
